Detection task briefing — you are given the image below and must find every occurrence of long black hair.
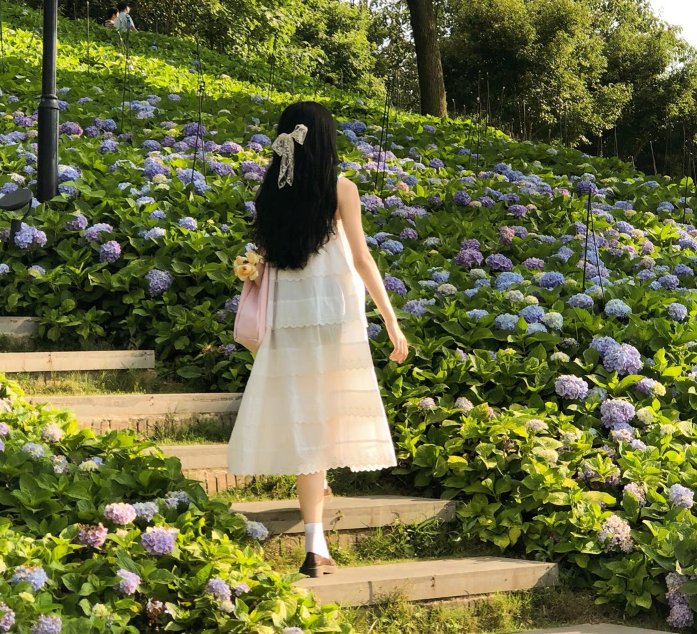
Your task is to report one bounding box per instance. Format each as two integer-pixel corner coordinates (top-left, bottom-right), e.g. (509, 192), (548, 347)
(253, 101), (340, 270)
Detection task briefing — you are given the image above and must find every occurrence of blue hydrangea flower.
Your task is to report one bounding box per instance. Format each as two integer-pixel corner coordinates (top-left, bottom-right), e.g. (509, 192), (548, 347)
(568, 293), (594, 309)
(604, 299), (632, 318)
(542, 312), (563, 330)
(660, 274), (680, 290)
(402, 299), (435, 317)
(527, 323), (548, 334)
(466, 309), (489, 320)
(367, 323), (381, 340)
(382, 240), (403, 255)
(22, 442), (44, 459)
(495, 313), (519, 331)
(667, 302), (688, 322)
(495, 272), (523, 291)
(453, 191), (471, 206)
(539, 272), (565, 290)
(519, 305), (545, 324)
(244, 520), (269, 540)
(178, 217), (197, 231)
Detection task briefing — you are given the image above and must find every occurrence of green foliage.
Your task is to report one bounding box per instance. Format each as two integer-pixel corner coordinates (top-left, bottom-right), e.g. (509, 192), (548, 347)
(0, 375), (349, 632)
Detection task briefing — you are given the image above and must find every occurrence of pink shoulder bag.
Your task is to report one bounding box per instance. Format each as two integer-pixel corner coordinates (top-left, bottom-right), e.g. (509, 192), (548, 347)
(233, 262), (270, 354)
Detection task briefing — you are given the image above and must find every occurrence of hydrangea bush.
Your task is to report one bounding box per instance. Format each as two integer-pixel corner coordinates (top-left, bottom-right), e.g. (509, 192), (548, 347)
(0, 378), (347, 633)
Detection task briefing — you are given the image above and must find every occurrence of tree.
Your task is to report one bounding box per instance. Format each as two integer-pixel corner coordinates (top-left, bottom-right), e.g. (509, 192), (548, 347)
(405, 0), (447, 117)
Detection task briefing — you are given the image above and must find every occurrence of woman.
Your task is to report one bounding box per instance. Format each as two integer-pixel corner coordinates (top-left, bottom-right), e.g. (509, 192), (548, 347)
(227, 101), (408, 578)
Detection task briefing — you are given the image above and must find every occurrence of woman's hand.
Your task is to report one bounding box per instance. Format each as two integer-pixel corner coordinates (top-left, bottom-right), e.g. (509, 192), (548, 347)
(387, 322), (408, 363)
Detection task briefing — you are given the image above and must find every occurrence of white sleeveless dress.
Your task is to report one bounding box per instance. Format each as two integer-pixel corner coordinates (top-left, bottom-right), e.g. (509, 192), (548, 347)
(227, 203), (398, 476)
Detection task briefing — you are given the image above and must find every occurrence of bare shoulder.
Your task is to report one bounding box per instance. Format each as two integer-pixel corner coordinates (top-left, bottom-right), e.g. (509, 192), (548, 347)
(337, 175), (357, 202)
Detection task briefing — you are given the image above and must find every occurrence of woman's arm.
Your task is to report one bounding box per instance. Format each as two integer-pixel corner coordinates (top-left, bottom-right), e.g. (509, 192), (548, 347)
(338, 177), (408, 363)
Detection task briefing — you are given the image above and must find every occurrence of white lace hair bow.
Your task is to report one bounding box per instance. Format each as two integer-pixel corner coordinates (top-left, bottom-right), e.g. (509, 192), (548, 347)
(271, 123), (308, 188)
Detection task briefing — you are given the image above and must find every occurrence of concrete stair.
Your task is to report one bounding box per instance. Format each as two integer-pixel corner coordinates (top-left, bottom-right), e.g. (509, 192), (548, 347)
(229, 495), (456, 535)
(0, 350), (155, 372)
(295, 556), (558, 606)
(29, 393), (242, 433)
(0, 317), (38, 340)
(519, 623), (665, 634)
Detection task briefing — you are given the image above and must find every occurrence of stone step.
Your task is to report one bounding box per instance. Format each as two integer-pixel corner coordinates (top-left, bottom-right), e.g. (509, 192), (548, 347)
(294, 557), (558, 606)
(518, 623), (665, 634)
(229, 495), (456, 535)
(0, 317), (39, 339)
(0, 350), (155, 372)
(160, 443), (229, 470)
(28, 393), (242, 433)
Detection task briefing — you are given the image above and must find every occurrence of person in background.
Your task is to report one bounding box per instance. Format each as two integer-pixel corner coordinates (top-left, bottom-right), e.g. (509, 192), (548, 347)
(114, 2), (137, 33)
(104, 8), (117, 29)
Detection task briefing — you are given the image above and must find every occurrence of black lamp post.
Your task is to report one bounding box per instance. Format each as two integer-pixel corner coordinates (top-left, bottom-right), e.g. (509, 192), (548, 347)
(37, 0), (59, 203)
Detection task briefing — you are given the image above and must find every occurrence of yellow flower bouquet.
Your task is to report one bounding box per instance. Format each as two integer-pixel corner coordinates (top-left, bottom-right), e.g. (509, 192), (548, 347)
(233, 251), (264, 282)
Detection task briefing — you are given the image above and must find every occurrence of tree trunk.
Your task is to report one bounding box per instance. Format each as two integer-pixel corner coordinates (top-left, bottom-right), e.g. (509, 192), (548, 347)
(406, 0), (447, 118)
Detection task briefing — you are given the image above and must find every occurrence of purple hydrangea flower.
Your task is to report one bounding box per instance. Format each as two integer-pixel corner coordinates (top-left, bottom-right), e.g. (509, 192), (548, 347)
(455, 249), (483, 268)
(76, 523), (109, 548)
(603, 343), (642, 375)
(178, 217), (197, 231)
(555, 375), (589, 400)
(568, 293), (594, 309)
(0, 602), (15, 633)
(104, 502), (137, 525)
(116, 569), (140, 595)
(522, 257), (544, 271)
(66, 212), (88, 231)
(669, 484), (694, 509)
(485, 254), (513, 272)
(453, 191), (471, 206)
(384, 275), (407, 296)
(163, 490), (190, 509)
(85, 223), (113, 243)
(141, 526), (177, 555)
(99, 241), (121, 264)
(206, 577), (232, 601)
(660, 274), (680, 290)
(145, 269), (174, 297)
(597, 514), (633, 552)
(519, 305), (545, 324)
(600, 399), (635, 428)
(367, 323), (381, 340)
(418, 397), (436, 410)
(30, 615), (62, 634)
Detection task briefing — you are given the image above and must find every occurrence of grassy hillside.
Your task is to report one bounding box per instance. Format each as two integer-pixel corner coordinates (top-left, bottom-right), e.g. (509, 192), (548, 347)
(3, 3), (697, 630)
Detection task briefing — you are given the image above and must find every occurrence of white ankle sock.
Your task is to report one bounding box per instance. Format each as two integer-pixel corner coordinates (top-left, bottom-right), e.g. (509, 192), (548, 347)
(304, 522), (330, 559)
